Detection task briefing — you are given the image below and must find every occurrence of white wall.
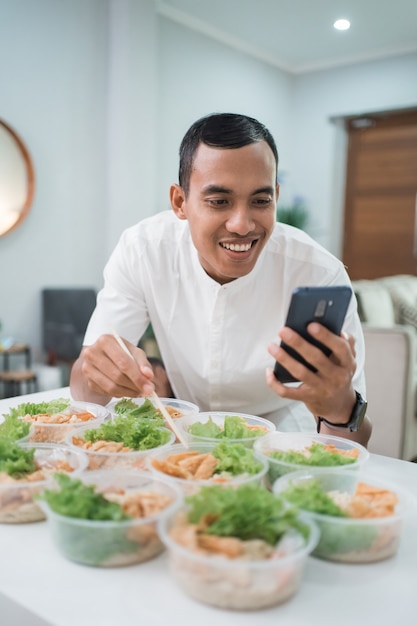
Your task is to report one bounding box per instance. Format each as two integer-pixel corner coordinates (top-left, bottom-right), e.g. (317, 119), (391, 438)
(157, 18), (417, 255)
(0, 0), (109, 361)
(0, 0), (416, 365)
(292, 53), (417, 255)
(156, 17), (295, 211)
(106, 0), (159, 253)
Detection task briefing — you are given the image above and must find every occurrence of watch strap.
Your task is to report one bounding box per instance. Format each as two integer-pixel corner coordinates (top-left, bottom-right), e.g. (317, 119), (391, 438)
(317, 391), (367, 433)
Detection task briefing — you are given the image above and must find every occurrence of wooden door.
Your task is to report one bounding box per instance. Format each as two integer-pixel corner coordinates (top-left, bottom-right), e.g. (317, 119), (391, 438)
(343, 110), (417, 280)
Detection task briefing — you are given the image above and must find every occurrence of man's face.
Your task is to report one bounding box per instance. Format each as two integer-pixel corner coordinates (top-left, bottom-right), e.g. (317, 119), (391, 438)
(171, 141), (279, 285)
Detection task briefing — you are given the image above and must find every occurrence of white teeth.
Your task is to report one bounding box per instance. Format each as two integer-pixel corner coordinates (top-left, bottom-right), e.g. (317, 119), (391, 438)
(221, 242), (251, 252)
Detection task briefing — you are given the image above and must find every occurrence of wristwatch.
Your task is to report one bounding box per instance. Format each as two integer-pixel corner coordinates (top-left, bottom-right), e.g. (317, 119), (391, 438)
(317, 391), (367, 433)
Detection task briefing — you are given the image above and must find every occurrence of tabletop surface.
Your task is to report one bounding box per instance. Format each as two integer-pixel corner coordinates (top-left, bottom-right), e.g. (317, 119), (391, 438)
(0, 342), (28, 354)
(1, 387), (416, 626)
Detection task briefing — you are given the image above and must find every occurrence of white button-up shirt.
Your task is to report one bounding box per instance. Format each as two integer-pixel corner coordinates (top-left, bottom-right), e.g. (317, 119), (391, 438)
(84, 211), (365, 431)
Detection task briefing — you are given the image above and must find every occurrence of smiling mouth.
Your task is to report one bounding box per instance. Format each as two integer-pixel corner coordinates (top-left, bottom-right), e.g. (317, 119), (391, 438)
(220, 241), (255, 252)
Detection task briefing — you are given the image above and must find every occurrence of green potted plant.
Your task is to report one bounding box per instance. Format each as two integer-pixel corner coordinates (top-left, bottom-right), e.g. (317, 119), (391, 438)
(276, 196), (309, 230)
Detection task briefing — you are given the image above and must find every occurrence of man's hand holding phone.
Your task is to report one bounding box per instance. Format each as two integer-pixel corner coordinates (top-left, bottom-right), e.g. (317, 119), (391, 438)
(265, 285), (365, 433)
(273, 286), (352, 384)
(266, 285), (371, 445)
(267, 320), (358, 429)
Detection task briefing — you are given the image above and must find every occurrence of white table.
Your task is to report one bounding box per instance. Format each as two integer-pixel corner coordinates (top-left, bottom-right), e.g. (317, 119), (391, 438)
(1, 388), (416, 626)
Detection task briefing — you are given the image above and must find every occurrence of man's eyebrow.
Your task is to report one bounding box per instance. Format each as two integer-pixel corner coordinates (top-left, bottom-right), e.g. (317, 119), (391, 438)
(252, 186), (275, 195)
(202, 185), (232, 194)
(201, 185), (275, 195)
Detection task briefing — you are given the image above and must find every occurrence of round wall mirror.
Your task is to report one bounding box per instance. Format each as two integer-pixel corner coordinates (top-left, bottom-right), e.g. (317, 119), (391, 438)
(0, 120), (35, 237)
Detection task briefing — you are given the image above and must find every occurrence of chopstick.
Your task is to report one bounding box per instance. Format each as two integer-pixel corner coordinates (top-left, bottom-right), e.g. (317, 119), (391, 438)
(147, 389), (189, 448)
(110, 327), (188, 447)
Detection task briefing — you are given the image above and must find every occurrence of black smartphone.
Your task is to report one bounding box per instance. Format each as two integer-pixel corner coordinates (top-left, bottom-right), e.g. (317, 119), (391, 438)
(273, 285), (352, 384)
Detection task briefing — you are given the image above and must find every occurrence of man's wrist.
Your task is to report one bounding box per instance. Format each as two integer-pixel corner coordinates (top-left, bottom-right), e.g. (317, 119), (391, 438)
(317, 391), (368, 433)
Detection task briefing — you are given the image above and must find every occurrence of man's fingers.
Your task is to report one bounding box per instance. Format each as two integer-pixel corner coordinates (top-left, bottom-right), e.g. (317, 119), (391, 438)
(82, 337), (155, 398)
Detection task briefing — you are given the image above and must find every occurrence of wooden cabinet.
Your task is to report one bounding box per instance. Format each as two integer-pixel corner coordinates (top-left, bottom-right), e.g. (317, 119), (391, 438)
(343, 110), (417, 280)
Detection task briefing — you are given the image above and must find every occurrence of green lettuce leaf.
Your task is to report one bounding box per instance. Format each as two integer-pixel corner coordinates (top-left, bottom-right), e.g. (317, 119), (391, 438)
(314, 521), (377, 556)
(223, 415), (264, 439)
(279, 479), (377, 556)
(188, 415), (265, 440)
(280, 480), (348, 516)
(113, 398), (164, 426)
(212, 441), (263, 476)
(270, 442), (357, 467)
(185, 483), (308, 545)
(187, 416), (222, 438)
(6, 398), (70, 419)
(83, 414), (171, 450)
(0, 437), (37, 477)
(38, 472), (129, 520)
(38, 473), (137, 565)
(0, 414), (30, 441)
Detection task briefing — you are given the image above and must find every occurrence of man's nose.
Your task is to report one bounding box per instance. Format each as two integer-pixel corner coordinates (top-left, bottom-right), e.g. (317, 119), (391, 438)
(226, 206), (255, 234)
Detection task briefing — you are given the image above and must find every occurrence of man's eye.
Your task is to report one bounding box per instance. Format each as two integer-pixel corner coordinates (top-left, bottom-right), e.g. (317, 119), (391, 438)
(208, 198), (228, 207)
(253, 197), (272, 206)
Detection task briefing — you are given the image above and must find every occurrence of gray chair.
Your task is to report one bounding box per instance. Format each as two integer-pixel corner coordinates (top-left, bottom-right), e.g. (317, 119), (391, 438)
(42, 288), (97, 365)
(363, 325), (417, 461)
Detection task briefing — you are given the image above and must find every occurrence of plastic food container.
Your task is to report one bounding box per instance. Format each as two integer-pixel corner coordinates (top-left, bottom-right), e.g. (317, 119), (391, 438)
(147, 441), (268, 496)
(39, 470), (183, 567)
(107, 397), (199, 421)
(158, 499), (319, 610)
(177, 411), (275, 448)
(0, 443), (88, 524)
(253, 431), (369, 487)
(273, 469), (409, 563)
(65, 423), (176, 471)
(21, 401), (110, 445)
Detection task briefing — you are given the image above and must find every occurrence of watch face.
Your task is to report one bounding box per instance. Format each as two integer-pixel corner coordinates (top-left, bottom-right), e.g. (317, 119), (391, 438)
(349, 393), (367, 432)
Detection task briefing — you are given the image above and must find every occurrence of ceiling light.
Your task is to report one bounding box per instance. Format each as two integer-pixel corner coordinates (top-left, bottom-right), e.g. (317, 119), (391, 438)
(334, 18), (351, 31)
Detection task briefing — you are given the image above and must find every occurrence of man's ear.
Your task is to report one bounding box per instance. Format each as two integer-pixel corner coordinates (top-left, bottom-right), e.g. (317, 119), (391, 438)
(170, 184), (187, 220)
(275, 182), (280, 202)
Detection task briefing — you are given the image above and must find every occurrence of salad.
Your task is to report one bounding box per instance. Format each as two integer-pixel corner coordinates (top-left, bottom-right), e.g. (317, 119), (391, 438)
(281, 479), (398, 518)
(160, 483), (318, 609)
(186, 415), (268, 440)
(39, 472), (176, 566)
(112, 397), (186, 427)
(150, 440), (266, 493)
(0, 438), (85, 523)
(74, 413), (172, 451)
(1, 398), (106, 444)
(69, 414), (174, 470)
(0, 398), (72, 441)
(269, 442), (359, 466)
(0, 412), (31, 441)
(264, 441), (360, 485)
(175, 483), (309, 547)
(277, 475), (403, 562)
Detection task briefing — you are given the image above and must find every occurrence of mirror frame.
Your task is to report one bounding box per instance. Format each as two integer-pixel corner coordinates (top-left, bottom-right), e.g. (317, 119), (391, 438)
(0, 119), (35, 238)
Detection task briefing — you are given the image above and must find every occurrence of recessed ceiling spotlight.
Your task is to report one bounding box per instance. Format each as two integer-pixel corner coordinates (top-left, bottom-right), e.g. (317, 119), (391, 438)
(334, 18), (351, 30)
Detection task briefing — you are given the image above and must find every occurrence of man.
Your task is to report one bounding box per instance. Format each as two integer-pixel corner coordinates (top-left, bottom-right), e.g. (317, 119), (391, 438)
(70, 112), (371, 446)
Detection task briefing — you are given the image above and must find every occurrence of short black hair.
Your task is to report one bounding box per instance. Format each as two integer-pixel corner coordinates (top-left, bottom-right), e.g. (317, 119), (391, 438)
(178, 112), (279, 195)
